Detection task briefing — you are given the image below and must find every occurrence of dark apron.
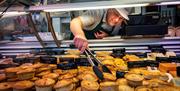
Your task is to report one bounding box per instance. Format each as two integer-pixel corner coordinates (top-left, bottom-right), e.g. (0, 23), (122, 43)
(70, 13), (106, 39)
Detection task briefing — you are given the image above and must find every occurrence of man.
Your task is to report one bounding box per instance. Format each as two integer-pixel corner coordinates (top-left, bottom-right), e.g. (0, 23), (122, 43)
(70, 8), (129, 53)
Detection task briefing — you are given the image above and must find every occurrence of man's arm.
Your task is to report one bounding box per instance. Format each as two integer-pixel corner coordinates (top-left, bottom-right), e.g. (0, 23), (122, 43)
(70, 17), (86, 38)
(70, 17), (88, 53)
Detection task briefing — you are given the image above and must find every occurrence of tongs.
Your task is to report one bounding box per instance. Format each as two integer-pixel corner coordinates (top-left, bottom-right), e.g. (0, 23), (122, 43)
(84, 49), (112, 80)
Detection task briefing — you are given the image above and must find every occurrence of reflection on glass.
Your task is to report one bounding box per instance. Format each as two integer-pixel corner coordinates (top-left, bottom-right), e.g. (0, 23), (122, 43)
(0, 5), (180, 42)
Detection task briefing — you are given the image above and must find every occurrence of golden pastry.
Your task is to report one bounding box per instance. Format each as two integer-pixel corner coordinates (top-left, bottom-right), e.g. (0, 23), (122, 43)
(103, 73), (116, 81)
(0, 82), (12, 91)
(17, 68), (35, 80)
(36, 70), (51, 77)
(31, 63), (45, 69)
(76, 87), (81, 91)
(35, 78), (55, 91)
(53, 69), (63, 75)
(58, 73), (76, 80)
(135, 86), (153, 91)
(96, 51), (112, 57)
(123, 54), (140, 61)
(116, 78), (128, 85)
(100, 81), (118, 91)
(54, 79), (74, 91)
(48, 64), (57, 70)
(30, 77), (40, 82)
(81, 73), (98, 82)
(119, 85), (134, 91)
(13, 80), (34, 91)
(67, 50), (81, 55)
(42, 73), (59, 80)
(81, 80), (99, 91)
(5, 67), (20, 78)
(125, 73), (144, 87)
(0, 74), (6, 81)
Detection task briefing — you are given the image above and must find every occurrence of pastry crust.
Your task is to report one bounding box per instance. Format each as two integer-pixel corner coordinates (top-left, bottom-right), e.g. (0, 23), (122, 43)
(116, 78), (128, 85)
(58, 73), (76, 80)
(81, 80), (99, 91)
(0, 74), (6, 81)
(135, 86), (153, 91)
(125, 74), (144, 87)
(96, 51), (112, 57)
(13, 80), (34, 90)
(67, 50), (81, 55)
(103, 73), (116, 81)
(118, 85), (134, 91)
(54, 79), (73, 89)
(0, 82), (12, 90)
(5, 67), (20, 78)
(42, 73), (59, 80)
(100, 81), (118, 91)
(81, 73), (98, 82)
(35, 78), (55, 87)
(36, 71), (51, 77)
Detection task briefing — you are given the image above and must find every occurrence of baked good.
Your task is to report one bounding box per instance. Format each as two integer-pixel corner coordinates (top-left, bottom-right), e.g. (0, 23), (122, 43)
(62, 55), (79, 58)
(114, 58), (128, 71)
(48, 64), (57, 70)
(81, 80), (99, 91)
(148, 79), (170, 87)
(13, 80), (34, 91)
(99, 81), (118, 91)
(31, 63), (45, 69)
(71, 77), (80, 87)
(42, 73), (59, 80)
(135, 86), (153, 91)
(58, 73), (76, 80)
(125, 74), (144, 87)
(30, 77), (40, 82)
(36, 70), (51, 77)
(36, 67), (51, 73)
(118, 85), (134, 91)
(152, 86), (179, 91)
(53, 69), (63, 75)
(78, 66), (93, 74)
(17, 68), (35, 80)
(129, 68), (146, 74)
(143, 71), (161, 80)
(76, 87), (81, 91)
(123, 54), (140, 61)
(7, 77), (19, 82)
(65, 69), (78, 75)
(96, 51), (112, 57)
(35, 78), (55, 91)
(81, 73), (98, 82)
(116, 78), (128, 85)
(103, 73), (116, 81)
(54, 79), (74, 91)
(0, 82), (12, 91)
(101, 60), (114, 66)
(67, 50), (81, 55)
(0, 74), (6, 81)
(5, 67), (20, 78)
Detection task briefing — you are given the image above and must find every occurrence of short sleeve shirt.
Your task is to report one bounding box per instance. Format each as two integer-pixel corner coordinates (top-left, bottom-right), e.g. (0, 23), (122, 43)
(79, 9), (109, 31)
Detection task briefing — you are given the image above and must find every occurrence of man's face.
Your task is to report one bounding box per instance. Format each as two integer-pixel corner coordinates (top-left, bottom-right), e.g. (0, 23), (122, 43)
(107, 9), (125, 26)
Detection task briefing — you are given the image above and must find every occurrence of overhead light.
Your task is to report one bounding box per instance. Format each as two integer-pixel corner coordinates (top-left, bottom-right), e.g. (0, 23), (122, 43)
(156, 1), (180, 5)
(0, 12), (28, 18)
(44, 3), (149, 12)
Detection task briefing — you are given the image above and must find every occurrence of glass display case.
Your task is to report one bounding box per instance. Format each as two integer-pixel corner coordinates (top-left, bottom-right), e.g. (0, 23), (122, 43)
(0, 1), (180, 91)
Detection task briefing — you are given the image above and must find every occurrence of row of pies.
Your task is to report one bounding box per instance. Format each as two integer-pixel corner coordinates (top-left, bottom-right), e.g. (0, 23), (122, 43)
(0, 61), (179, 91)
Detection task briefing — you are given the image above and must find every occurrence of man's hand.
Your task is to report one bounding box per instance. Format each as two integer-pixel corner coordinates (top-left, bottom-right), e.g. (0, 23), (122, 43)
(73, 35), (88, 53)
(94, 31), (109, 39)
